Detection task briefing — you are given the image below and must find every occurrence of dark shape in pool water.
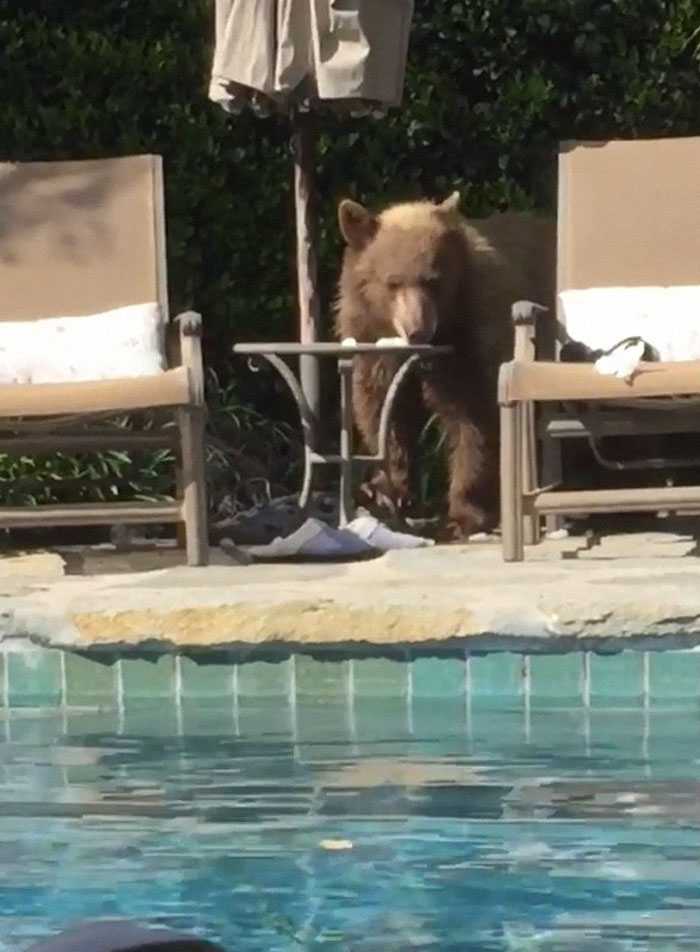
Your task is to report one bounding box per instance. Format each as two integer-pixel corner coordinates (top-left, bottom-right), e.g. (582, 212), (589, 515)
(2, 696), (700, 950)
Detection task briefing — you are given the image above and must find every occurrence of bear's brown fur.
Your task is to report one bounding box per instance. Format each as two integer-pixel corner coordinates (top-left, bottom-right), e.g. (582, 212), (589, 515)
(334, 192), (556, 538)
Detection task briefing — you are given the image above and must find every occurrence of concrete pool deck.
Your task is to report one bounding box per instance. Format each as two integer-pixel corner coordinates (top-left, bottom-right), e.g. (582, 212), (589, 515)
(0, 528), (699, 658)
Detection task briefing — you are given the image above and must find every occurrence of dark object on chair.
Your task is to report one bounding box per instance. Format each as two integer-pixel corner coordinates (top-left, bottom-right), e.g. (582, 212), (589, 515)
(26, 920), (226, 952)
(559, 336), (657, 365)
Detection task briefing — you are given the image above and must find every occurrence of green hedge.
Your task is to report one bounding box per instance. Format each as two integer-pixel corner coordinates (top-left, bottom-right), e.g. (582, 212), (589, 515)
(0, 0), (699, 506)
(2, 0), (699, 355)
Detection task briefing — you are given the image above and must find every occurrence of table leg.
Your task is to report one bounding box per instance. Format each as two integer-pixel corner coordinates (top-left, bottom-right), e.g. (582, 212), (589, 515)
(247, 354), (316, 512)
(338, 357), (355, 527)
(375, 354), (422, 461)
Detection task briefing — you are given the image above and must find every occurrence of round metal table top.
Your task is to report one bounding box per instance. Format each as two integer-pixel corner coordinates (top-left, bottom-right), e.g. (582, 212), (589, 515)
(232, 341), (453, 357)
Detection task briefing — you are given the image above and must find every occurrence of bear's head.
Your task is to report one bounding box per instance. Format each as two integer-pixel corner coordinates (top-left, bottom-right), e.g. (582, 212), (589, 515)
(337, 191), (467, 344)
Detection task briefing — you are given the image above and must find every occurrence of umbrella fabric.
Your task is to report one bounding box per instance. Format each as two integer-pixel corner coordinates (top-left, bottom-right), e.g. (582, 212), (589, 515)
(209, 0), (414, 114)
(26, 920), (225, 952)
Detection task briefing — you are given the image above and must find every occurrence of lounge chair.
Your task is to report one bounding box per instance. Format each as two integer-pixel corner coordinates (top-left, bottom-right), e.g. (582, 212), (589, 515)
(0, 155), (209, 565)
(499, 136), (700, 561)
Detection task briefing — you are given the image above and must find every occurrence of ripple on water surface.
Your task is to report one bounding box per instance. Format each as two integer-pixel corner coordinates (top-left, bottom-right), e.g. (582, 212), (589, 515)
(2, 694), (700, 950)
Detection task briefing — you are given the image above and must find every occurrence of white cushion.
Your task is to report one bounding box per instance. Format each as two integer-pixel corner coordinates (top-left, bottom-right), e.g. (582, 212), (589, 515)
(0, 302), (166, 385)
(559, 285), (700, 362)
(0, 322), (33, 385)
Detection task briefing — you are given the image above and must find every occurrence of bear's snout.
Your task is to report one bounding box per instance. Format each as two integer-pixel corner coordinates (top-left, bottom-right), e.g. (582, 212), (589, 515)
(391, 286), (437, 344)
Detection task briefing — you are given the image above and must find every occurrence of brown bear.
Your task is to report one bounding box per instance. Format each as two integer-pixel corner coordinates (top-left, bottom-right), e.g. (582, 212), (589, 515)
(334, 191), (556, 538)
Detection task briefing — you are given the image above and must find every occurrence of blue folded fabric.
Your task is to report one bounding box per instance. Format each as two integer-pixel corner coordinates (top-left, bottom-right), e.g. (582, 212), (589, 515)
(26, 920), (225, 952)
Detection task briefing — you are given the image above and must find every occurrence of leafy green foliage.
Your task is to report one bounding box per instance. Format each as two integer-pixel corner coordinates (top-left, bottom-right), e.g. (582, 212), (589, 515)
(0, 447), (174, 508)
(0, 379), (302, 516)
(0, 0), (699, 507)
(204, 369), (302, 516)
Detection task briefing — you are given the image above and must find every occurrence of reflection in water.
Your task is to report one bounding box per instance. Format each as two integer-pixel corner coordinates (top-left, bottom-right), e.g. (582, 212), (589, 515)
(1, 697), (700, 950)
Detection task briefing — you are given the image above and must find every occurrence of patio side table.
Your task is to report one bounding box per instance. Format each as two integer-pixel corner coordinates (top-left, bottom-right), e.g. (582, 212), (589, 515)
(232, 342), (453, 526)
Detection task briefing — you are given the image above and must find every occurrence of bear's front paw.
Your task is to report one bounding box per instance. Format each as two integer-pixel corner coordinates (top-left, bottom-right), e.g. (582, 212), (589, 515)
(444, 501), (496, 542)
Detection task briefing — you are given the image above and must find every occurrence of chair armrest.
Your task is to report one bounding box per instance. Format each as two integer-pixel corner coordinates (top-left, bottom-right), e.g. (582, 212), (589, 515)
(177, 310), (203, 339)
(168, 310), (205, 405)
(511, 300), (548, 362)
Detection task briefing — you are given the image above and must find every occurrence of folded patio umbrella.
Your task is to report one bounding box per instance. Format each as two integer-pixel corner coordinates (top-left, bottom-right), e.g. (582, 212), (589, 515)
(26, 920), (225, 952)
(208, 0), (414, 431)
(209, 0), (413, 114)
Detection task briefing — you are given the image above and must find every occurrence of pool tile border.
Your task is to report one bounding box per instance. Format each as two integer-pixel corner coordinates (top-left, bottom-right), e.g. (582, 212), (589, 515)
(2, 640), (700, 711)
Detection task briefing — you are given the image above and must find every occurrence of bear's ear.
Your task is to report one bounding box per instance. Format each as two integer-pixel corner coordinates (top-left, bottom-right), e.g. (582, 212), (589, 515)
(435, 191), (461, 215)
(338, 199), (378, 249)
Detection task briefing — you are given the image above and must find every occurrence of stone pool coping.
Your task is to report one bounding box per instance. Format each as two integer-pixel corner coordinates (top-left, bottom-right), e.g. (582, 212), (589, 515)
(0, 530), (699, 659)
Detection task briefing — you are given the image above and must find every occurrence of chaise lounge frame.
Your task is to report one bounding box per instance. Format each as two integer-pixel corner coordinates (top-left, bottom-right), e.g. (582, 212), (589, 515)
(0, 154), (209, 565)
(499, 136), (700, 562)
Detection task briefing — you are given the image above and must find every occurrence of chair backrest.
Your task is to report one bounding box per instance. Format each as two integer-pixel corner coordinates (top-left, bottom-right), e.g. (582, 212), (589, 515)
(0, 154), (168, 321)
(557, 136), (700, 323)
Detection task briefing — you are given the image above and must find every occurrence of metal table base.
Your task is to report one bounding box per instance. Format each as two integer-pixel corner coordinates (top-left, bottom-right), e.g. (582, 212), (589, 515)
(233, 342), (452, 526)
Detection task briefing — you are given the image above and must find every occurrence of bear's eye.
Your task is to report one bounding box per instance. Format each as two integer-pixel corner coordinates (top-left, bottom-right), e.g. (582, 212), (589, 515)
(386, 277), (402, 292)
(420, 275), (440, 291)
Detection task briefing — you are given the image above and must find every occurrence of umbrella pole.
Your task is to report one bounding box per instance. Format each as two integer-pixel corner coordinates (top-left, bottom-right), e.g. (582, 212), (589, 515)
(291, 108), (321, 450)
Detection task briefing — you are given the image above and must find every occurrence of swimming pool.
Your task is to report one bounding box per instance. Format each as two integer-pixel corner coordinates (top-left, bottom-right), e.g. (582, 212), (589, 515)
(3, 649), (700, 950)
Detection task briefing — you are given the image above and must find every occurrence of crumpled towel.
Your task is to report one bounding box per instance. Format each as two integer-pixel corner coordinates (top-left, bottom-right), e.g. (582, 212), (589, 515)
(246, 515), (432, 561)
(247, 518), (373, 560)
(594, 337), (647, 381)
(346, 514), (434, 550)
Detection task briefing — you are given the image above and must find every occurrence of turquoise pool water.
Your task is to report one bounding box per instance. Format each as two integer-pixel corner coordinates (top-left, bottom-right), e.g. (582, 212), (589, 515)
(3, 656), (700, 950)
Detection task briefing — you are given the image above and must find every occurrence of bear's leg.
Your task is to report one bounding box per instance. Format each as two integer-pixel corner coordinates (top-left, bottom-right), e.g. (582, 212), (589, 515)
(422, 375), (498, 540)
(352, 355), (425, 513)
(443, 416), (498, 538)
